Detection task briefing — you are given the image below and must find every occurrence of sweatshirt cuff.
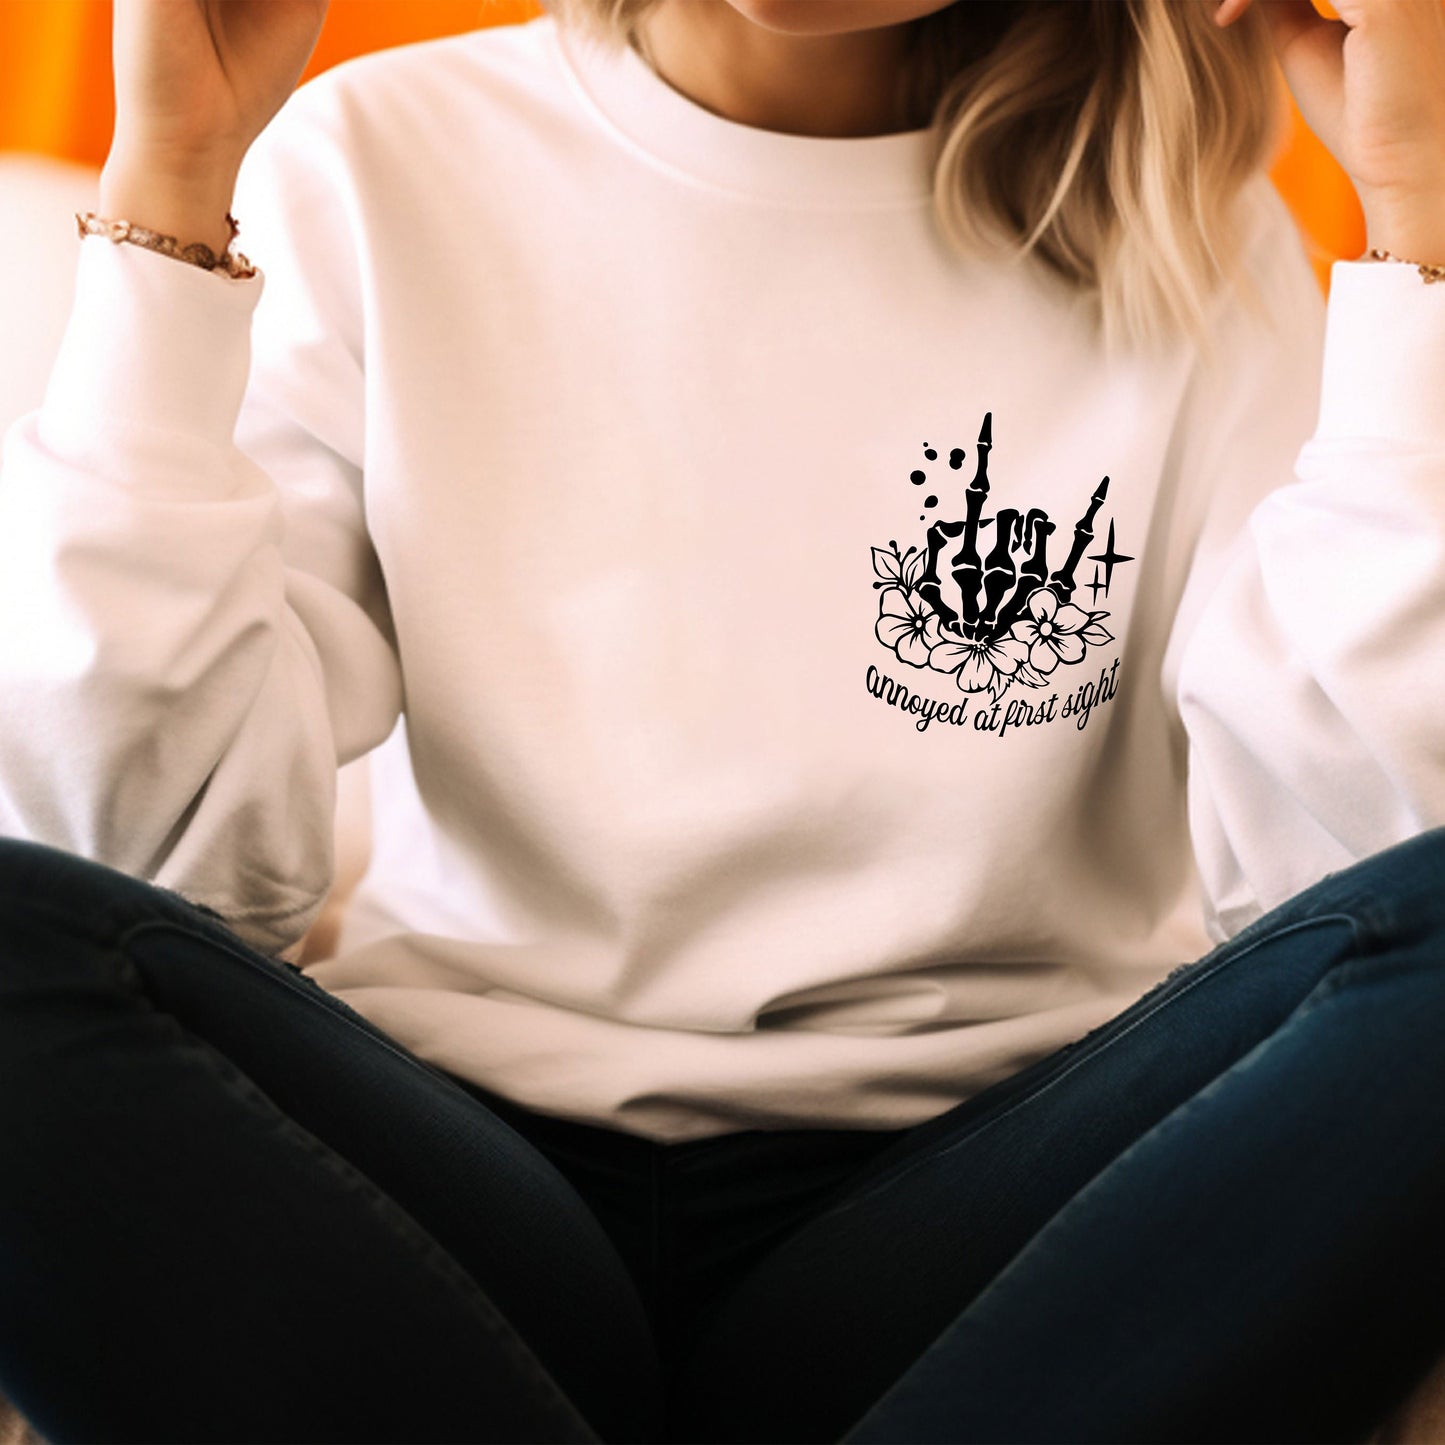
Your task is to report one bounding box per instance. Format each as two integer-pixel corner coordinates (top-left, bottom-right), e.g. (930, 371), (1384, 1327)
(40, 234), (265, 466)
(1314, 258), (1445, 450)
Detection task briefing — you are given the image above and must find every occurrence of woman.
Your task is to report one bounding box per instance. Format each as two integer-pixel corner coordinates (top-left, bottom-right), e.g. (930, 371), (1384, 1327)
(0, 0), (1442, 1438)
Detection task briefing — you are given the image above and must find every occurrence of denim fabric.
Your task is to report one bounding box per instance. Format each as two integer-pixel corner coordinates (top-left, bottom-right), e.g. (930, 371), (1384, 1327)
(1, 829), (1443, 1444)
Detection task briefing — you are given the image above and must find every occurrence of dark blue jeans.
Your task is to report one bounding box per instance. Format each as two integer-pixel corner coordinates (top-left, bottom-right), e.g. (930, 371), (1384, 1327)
(1, 829), (1444, 1444)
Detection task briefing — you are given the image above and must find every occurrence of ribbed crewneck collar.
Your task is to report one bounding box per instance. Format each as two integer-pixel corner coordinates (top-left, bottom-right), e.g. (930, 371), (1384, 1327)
(547, 15), (936, 210)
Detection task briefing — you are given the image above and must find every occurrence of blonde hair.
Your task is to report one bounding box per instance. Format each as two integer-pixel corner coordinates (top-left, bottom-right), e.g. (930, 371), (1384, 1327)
(537, 0), (1287, 357)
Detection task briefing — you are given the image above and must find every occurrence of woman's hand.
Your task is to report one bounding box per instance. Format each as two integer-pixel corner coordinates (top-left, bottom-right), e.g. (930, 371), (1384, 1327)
(1216, 0), (1445, 265)
(101, 0), (330, 259)
(110, 0), (330, 172)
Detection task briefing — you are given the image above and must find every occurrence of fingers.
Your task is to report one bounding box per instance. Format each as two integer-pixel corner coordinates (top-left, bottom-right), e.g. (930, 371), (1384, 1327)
(1259, 0), (1347, 156)
(1218, 0), (1347, 159)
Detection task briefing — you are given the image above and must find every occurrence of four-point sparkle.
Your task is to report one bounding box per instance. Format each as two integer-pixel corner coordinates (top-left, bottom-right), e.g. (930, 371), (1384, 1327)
(1086, 519), (1134, 598)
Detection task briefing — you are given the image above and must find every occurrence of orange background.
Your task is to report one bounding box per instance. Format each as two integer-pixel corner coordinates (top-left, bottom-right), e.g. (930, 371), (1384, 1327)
(0, 0), (1362, 293)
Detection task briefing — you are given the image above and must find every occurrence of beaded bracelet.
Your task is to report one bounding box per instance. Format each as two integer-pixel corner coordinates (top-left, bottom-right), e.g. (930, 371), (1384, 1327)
(74, 209), (256, 280)
(1367, 246), (1445, 285)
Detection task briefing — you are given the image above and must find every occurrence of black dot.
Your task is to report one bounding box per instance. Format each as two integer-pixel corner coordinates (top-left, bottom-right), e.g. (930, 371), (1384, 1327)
(923, 447), (937, 460)
(924, 495), (938, 508)
(949, 448), (965, 469)
(910, 470), (927, 485)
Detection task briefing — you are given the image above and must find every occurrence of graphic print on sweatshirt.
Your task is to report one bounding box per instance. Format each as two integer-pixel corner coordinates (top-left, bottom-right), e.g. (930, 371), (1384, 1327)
(868, 411), (1132, 736)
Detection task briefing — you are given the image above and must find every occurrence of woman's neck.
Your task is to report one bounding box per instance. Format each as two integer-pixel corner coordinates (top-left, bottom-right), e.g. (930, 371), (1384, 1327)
(630, 0), (926, 139)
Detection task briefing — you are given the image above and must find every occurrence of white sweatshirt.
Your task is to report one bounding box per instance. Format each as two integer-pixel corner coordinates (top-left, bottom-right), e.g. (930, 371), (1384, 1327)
(2, 15), (1442, 1143)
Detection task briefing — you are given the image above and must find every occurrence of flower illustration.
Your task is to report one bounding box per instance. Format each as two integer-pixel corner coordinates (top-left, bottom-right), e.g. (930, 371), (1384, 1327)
(871, 542), (927, 593)
(1009, 587), (1113, 676)
(1012, 660), (1053, 689)
(875, 586), (945, 667)
(928, 633), (1030, 698)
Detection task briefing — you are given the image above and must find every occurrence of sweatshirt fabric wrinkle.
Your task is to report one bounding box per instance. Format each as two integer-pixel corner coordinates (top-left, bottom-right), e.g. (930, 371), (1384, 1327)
(0, 14), (1441, 1141)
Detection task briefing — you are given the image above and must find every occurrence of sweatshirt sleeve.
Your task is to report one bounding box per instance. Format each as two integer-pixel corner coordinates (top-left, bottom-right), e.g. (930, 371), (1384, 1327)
(1166, 178), (1445, 942)
(0, 87), (402, 956)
